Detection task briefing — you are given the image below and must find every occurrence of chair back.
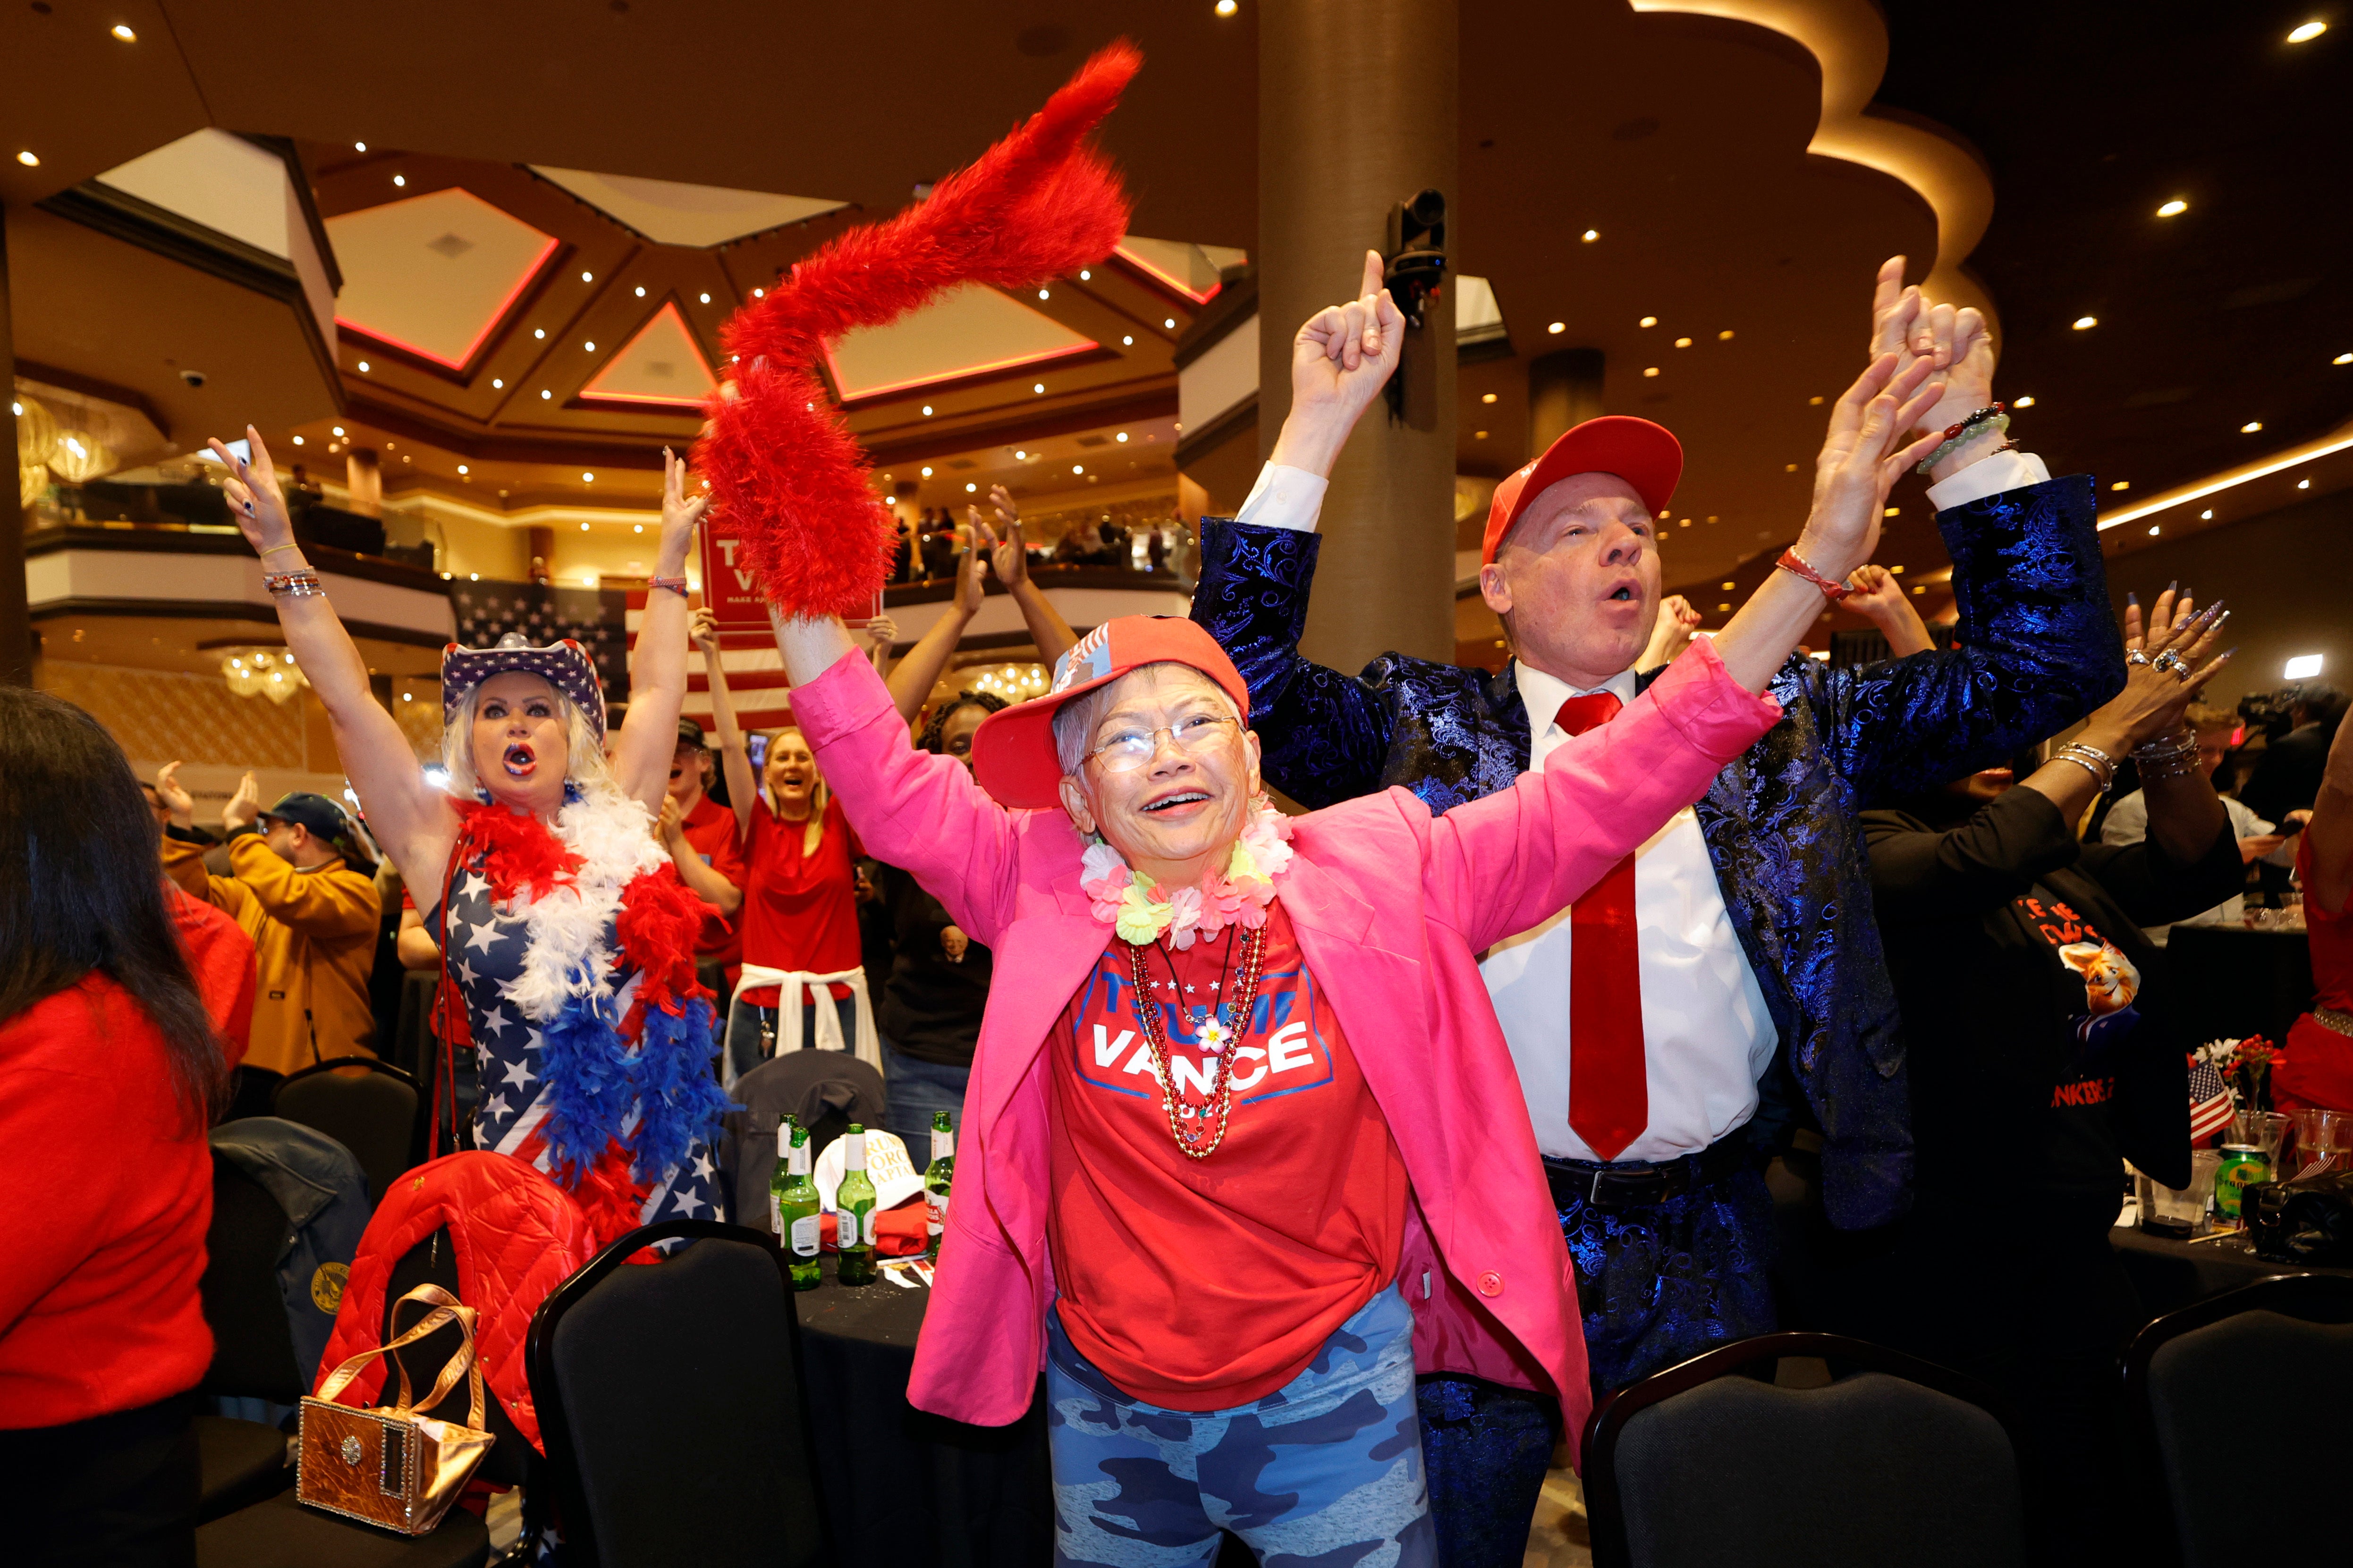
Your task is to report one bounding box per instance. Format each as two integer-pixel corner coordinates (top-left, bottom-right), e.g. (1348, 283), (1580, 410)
(527, 1220), (827, 1568)
(273, 1057), (419, 1202)
(1583, 1331), (2024, 1568)
(199, 1153), (306, 1402)
(2123, 1273), (2353, 1568)
(719, 1050), (886, 1229)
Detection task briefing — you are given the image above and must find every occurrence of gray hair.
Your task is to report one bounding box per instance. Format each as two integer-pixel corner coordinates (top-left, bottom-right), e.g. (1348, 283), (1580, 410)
(1050, 663), (1241, 776)
(442, 676), (620, 805)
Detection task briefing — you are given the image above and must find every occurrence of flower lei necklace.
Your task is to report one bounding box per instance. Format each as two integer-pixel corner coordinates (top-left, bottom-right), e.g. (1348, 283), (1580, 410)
(1078, 795), (1295, 1158)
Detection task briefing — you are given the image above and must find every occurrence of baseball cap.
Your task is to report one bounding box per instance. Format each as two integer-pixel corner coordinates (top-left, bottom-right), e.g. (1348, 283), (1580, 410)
(814, 1126), (924, 1214)
(1481, 416), (1683, 566)
(968, 615), (1251, 809)
(675, 717), (708, 750)
(258, 791), (367, 860)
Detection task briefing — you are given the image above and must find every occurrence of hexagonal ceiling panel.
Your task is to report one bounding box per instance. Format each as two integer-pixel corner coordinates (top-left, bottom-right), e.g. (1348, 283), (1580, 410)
(327, 186), (558, 370)
(823, 283), (1097, 403)
(528, 166), (845, 248)
(580, 301), (717, 408)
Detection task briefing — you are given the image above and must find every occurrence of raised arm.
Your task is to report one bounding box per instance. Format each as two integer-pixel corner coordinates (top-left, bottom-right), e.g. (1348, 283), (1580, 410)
(885, 541), (984, 723)
(208, 429), (457, 892)
(1843, 565), (1937, 657)
(607, 449), (708, 810)
(1638, 595), (1703, 673)
(694, 607), (759, 843)
(976, 486), (1078, 667)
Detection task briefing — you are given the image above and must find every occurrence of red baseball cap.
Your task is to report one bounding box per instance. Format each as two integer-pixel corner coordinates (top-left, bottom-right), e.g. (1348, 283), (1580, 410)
(1481, 416), (1684, 565)
(970, 615), (1251, 809)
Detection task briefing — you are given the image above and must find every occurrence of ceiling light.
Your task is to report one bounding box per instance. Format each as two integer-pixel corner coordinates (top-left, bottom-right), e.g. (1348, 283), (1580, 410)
(2288, 21), (2327, 43)
(1475, 430), (1489, 439)
(1079, 269), (1092, 280)
(534, 328), (545, 339)
(14, 151), (36, 167)
(2286, 654), (2326, 680)
(2149, 525), (2162, 535)
(354, 141), (367, 152)
(392, 174), (405, 187)
(700, 292), (712, 304)
(1582, 229), (1599, 242)
(1718, 330), (1735, 340)
(1718, 603), (1732, 612)
(1034, 383), (1045, 394)
(110, 24), (135, 41)
(582, 472), (594, 482)
(921, 466), (933, 477)
(1015, 449), (1027, 459)
(1786, 464), (1799, 472)
(1674, 337), (1692, 348)
(541, 389), (552, 399)
(1216, 0), (1237, 14)
(1038, 289), (1050, 301)
(753, 287), (764, 298)
(966, 482), (977, 492)
(1809, 395), (1824, 405)
(384, 441), (394, 450)
(1163, 317), (1176, 329)
(1122, 335), (1134, 346)
(332, 426), (346, 437)
(356, 360), (370, 372)
(458, 464), (469, 475)
(1884, 506), (1900, 517)
(1889, 565), (1904, 573)
(1911, 586), (1926, 596)
(2201, 509), (2212, 518)
(2111, 480), (2129, 491)
(633, 523), (643, 532)
(1547, 321), (1566, 335)
(2014, 395), (2036, 407)
(1481, 392), (1498, 404)
(2242, 420), (2264, 433)
(1116, 431), (1129, 442)
(290, 434), (305, 446)
(2073, 315), (2098, 330)
(584, 341), (595, 352)
(2336, 353), (2353, 364)
(1720, 581), (1735, 590)
(1072, 464), (1084, 474)
(492, 378), (503, 388)
(1679, 518), (1691, 527)
(470, 573), (480, 581)
(2298, 478), (2311, 489)
(579, 522), (589, 531)
(1643, 367), (1659, 377)
(580, 270), (593, 283)
(922, 405), (933, 416)
(1639, 316), (1657, 328)
(634, 286), (645, 297)
(2158, 199), (2188, 217)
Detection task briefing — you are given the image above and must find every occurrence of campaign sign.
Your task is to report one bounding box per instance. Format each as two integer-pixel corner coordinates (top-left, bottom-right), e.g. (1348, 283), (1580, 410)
(698, 514), (770, 630)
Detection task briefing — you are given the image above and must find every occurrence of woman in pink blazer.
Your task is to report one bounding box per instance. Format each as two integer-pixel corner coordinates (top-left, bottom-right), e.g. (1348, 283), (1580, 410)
(766, 348), (1944, 1566)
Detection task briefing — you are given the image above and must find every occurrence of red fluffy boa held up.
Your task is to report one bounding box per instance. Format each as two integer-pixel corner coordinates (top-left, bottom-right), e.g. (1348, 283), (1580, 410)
(693, 40), (1141, 620)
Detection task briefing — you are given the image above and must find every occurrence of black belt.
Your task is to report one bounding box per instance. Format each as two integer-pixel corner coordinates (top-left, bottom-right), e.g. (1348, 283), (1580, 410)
(1543, 1128), (1752, 1212)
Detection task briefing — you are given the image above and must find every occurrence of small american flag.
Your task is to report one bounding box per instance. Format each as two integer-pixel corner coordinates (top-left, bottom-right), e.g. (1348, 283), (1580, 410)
(2187, 1056), (2234, 1142)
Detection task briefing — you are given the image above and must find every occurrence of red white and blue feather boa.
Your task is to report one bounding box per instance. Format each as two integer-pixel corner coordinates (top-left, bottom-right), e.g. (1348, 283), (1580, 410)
(451, 793), (731, 1201)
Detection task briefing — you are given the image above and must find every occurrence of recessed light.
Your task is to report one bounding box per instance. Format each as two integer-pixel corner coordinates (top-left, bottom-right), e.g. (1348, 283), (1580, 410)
(2201, 509), (2213, 518)
(2298, 478), (2311, 489)
(1122, 335), (1134, 346)
(491, 378), (503, 388)
(541, 389), (552, 400)
(2073, 315), (2098, 330)
(633, 523), (643, 533)
(699, 292), (711, 304)
(1038, 289), (1050, 301)
(1720, 581), (1736, 590)
(1217, 0), (1237, 15)
(1912, 586), (1926, 596)
(1679, 518), (1691, 527)
(580, 271), (593, 283)
(1116, 431), (1129, 442)
(2288, 21), (2327, 43)
(1163, 317), (1176, 329)
(1481, 392), (1498, 403)
(392, 174), (405, 186)
(1475, 430), (1489, 439)
(1786, 464), (1799, 472)
(582, 472), (593, 483)
(1582, 229), (1599, 242)
(354, 141), (367, 152)
(966, 482), (977, 492)
(534, 328), (545, 339)
(1642, 367), (1659, 378)
(2014, 395), (2036, 407)
(332, 426), (346, 437)
(922, 405), (933, 416)
(1015, 450), (1027, 459)
(634, 286), (645, 297)
(1718, 330), (1734, 340)
(1639, 316), (1657, 328)
(458, 465), (469, 475)
(1809, 396), (1824, 405)
(921, 466), (933, 477)
(753, 287), (764, 298)
(110, 23), (135, 41)
(2111, 480), (2129, 491)
(1034, 383), (1045, 394)
(1072, 464), (1084, 475)
(1883, 506), (1900, 518)
(2242, 421), (2263, 433)
(8, 150), (33, 167)
(1718, 603), (1732, 612)
(1547, 321), (1566, 335)
(1079, 269), (1092, 281)
(2335, 353), (2352, 365)
(1674, 337), (1692, 348)
(291, 435), (304, 446)
(2158, 199), (2188, 218)
(584, 342), (596, 353)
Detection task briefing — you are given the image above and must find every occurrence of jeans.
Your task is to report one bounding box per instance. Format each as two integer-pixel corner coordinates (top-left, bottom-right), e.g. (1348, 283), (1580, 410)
(725, 995), (859, 1083)
(879, 1035), (972, 1166)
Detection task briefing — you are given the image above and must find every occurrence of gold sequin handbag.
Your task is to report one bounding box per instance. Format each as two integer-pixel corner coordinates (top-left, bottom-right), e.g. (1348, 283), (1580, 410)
(296, 1283), (494, 1534)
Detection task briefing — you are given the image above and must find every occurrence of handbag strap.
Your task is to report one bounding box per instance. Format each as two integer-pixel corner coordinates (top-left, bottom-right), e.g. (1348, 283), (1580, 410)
(316, 1283), (487, 1430)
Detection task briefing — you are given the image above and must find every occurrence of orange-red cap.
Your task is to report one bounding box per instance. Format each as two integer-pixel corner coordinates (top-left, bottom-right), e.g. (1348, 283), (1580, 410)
(970, 615), (1251, 808)
(1481, 416), (1684, 565)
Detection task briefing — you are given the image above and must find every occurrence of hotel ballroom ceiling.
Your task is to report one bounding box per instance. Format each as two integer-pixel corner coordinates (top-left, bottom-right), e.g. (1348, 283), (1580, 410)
(3, 1), (2346, 599)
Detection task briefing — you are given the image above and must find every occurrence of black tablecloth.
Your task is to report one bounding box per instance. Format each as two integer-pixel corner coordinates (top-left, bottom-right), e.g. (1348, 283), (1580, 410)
(2163, 923), (2316, 1046)
(793, 1256), (1050, 1566)
(2109, 1222), (2353, 1317)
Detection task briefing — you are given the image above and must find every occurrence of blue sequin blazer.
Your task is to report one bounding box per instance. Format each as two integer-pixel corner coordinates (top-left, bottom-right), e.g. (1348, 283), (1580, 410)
(1191, 474), (2123, 1229)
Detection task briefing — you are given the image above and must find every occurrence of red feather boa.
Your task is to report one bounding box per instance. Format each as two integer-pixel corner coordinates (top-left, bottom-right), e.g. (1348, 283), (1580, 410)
(693, 40), (1142, 619)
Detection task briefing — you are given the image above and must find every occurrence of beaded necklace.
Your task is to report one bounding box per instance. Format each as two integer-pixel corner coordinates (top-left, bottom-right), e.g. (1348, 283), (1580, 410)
(1123, 922), (1272, 1159)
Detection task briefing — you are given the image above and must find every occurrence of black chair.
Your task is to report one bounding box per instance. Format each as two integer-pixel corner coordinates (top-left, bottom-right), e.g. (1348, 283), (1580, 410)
(2122, 1273), (2353, 1568)
(195, 1155), (304, 1522)
(526, 1220), (828, 1567)
(273, 1058), (419, 1203)
(1582, 1331), (2026, 1568)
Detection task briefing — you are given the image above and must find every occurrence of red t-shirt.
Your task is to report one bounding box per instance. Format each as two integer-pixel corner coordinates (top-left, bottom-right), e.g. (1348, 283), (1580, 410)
(737, 794), (862, 1009)
(169, 882), (255, 1070)
(2280, 834), (2353, 1113)
(1047, 901), (1407, 1411)
(1, 975), (215, 1428)
(678, 790), (749, 968)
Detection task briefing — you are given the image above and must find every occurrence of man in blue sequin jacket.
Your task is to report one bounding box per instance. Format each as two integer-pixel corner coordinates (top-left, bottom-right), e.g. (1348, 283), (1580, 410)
(1190, 255), (2124, 1564)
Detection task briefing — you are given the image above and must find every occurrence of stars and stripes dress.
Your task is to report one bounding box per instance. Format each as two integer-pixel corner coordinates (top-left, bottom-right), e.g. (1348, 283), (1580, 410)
(438, 853), (720, 1226)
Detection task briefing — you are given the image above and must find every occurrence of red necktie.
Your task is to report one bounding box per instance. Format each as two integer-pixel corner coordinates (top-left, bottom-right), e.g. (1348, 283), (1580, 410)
(1554, 692), (1647, 1160)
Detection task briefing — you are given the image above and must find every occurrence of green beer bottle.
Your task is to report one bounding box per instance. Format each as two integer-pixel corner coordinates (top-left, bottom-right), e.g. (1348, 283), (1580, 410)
(836, 1123), (879, 1286)
(766, 1114), (799, 1237)
(923, 1112), (956, 1262)
(778, 1124), (821, 1291)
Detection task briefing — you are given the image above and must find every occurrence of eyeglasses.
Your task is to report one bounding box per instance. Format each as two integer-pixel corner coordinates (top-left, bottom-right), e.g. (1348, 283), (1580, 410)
(1085, 714), (1240, 773)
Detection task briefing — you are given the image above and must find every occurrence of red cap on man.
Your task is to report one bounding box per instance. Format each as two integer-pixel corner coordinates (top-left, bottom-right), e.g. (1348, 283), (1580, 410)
(971, 616), (1251, 809)
(1481, 416), (1684, 566)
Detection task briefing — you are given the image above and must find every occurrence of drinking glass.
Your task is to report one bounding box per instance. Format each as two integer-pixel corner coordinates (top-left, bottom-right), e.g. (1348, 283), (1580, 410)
(2231, 1110), (2289, 1170)
(2139, 1150), (2222, 1238)
(2290, 1107), (2353, 1178)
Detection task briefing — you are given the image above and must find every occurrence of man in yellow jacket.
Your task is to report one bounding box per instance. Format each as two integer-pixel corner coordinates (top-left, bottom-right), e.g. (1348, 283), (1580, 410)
(158, 764), (381, 1119)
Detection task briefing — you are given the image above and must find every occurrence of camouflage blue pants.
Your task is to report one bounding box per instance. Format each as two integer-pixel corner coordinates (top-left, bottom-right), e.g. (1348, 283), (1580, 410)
(1046, 1284), (1436, 1567)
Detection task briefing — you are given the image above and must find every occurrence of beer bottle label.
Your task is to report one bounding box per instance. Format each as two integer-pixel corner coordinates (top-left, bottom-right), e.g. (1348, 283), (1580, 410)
(770, 1194), (780, 1233)
(862, 1207), (881, 1246)
(789, 1215), (820, 1257)
(927, 1193), (948, 1237)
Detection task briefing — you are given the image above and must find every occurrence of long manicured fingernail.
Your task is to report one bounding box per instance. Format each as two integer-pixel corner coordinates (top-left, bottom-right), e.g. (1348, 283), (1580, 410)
(2166, 580), (2178, 594)
(2219, 647), (2237, 660)
(2126, 591), (2138, 606)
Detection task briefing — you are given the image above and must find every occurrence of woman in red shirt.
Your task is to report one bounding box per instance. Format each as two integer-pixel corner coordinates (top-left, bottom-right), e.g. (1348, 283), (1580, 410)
(2281, 718), (2353, 1113)
(0, 689), (232, 1566)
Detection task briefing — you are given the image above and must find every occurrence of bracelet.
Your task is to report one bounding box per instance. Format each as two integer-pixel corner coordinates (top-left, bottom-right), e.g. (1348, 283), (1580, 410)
(1940, 404), (2007, 441)
(2133, 725), (2202, 782)
(2051, 752), (2109, 790)
(1775, 547), (1851, 602)
(1917, 413), (2012, 475)
(2053, 742), (2116, 792)
(649, 575), (690, 597)
(264, 569), (326, 599)
(259, 543), (305, 559)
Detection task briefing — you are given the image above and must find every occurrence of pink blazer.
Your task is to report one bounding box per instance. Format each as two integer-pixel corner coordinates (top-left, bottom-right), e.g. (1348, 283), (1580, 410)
(788, 641), (1780, 1444)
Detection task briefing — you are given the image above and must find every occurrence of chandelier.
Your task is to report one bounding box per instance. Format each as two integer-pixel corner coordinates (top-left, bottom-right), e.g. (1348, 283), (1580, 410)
(219, 646), (309, 704)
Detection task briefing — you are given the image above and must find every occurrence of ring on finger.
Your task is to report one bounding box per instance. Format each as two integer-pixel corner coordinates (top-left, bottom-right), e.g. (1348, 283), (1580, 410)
(2126, 650), (2152, 666)
(2152, 649), (2184, 674)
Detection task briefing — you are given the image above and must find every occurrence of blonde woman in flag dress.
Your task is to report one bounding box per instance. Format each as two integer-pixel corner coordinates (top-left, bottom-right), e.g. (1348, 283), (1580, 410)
(203, 427), (731, 1244)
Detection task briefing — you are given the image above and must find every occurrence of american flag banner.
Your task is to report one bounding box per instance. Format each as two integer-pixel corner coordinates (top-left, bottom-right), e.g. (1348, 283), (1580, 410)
(453, 580), (630, 703)
(2187, 1055), (2235, 1143)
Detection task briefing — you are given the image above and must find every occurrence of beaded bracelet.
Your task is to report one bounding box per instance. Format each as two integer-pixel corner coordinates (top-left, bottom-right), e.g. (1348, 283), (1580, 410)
(649, 575), (690, 597)
(1917, 413), (2012, 475)
(264, 569), (326, 599)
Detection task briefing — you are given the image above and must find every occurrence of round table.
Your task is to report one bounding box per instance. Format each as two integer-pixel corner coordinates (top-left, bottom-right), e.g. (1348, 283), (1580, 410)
(792, 1256), (1051, 1566)
(2108, 1222), (2353, 1317)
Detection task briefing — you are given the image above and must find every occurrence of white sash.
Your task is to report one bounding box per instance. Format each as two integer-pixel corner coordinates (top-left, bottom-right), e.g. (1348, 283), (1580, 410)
(723, 965), (880, 1090)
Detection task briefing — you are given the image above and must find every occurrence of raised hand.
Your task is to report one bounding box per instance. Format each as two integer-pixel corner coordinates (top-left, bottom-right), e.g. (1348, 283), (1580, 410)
(689, 607), (723, 656)
(656, 792), (686, 848)
(223, 770), (262, 833)
(658, 447), (710, 565)
(154, 760), (195, 826)
(1867, 255), (1994, 442)
(2098, 587), (2231, 750)
(1270, 249), (1407, 477)
(1640, 594), (1702, 668)
(1797, 354), (1947, 580)
(953, 536), (988, 617)
(208, 427), (296, 560)
(973, 484), (1029, 589)
(862, 614), (900, 652)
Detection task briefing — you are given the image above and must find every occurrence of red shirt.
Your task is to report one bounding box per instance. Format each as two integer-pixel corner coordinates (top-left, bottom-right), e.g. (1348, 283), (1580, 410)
(2280, 834), (2353, 1113)
(169, 883), (255, 1069)
(678, 790), (750, 968)
(1, 976), (215, 1428)
(738, 794), (862, 1008)
(1047, 901), (1407, 1411)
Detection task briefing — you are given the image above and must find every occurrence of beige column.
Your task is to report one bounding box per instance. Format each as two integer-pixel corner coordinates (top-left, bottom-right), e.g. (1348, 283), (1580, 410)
(1528, 347), (1605, 456)
(1258, 0), (1459, 672)
(344, 447), (383, 518)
